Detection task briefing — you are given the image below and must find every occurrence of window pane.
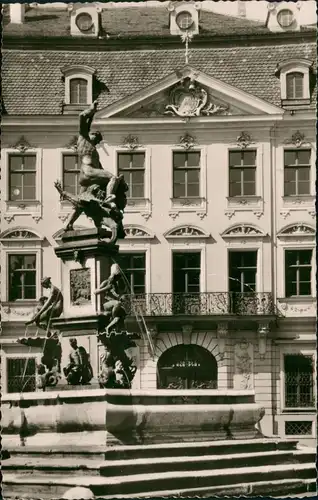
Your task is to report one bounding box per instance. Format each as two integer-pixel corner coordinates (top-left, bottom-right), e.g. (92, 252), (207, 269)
(298, 150), (311, 165)
(23, 155), (36, 170)
(24, 286), (37, 300)
(299, 282), (311, 296)
(131, 153), (145, 169)
(174, 170), (185, 183)
(229, 168), (241, 182)
(284, 168), (296, 182)
(298, 250), (312, 265)
(284, 180), (296, 196)
(23, 185), (36, 200)
(173, 152), (186, 168)
(243, 168), (255, 182)
(188, 270), (200, 285)
(187, 183), (200, 197)
(63, 155), (78, 171)
(131, 170), (144, 184)
(131, 184), (144, 198)
(24, 271), (36, 286)
(118, 154), (131, 170)
(297, 167), (310, 181)
(284, 151), (297, 166)
(229, 182), (242, 197)
(63, 172), (78, 195)
(174, 183), (185, 198)
(10, 174), (23, 200)
(242, 151), (256, 166)
(298, 181), (310, 195)
(24, 255), (36, 269)
(133, 271), (145, 287)
(70, 78), (87, 104)
(131, 254), (145, 268)
(187, 152), (200, 167)
(229, 151), (241, 167)
(299, 268), (311, 282)
(9, 156), (23, 171)
(285, 251), (297, 266)
(243, 182), (255, 196)
(186, 253), (201, 268)
(187, 169), (199, 183)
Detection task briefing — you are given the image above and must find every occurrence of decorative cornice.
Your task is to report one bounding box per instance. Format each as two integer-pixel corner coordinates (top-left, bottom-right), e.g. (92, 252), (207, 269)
(177, 132), (197, 150)
(122, 134), (141, 150)
(221, 224), (266, 239)
(236, 131), (254, 149)
(124, 225), (154, 240)
(0, 227), (45, 241)
(9, 136), (34, 152)
(165, 225), (210, 239)
(277, 223), (315, 238)
(284, 131), (310, 148)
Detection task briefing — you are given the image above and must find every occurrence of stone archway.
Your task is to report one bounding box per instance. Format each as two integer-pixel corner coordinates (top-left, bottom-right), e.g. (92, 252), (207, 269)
(157, 344), (218, 390)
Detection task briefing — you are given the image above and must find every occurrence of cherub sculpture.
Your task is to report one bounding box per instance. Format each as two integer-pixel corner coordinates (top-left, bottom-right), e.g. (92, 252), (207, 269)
(25, 277), (63, 331)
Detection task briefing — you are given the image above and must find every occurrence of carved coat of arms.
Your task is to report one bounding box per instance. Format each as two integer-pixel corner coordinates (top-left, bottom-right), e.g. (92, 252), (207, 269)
(165, 78), (228, 118)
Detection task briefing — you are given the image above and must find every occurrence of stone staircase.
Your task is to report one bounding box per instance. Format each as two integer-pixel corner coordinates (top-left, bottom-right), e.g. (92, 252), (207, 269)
(2, 438), (316, 498)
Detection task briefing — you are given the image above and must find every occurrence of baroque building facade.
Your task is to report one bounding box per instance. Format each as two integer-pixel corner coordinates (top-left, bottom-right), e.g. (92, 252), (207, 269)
(1, 1), (316, 444)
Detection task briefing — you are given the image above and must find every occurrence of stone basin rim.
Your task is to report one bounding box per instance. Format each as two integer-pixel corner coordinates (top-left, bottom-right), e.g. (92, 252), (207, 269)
(2, 388), (256, 403)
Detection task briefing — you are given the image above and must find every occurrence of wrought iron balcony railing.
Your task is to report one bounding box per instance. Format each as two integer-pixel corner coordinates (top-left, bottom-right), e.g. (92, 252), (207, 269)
(122, 292), (275, 317)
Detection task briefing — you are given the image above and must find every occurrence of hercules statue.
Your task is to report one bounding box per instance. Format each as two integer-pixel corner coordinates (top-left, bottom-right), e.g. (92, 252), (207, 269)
(55, 101), (128, 242)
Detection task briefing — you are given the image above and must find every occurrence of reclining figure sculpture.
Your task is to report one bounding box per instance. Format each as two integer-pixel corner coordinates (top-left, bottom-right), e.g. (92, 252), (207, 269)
(54, 101), (128, 244)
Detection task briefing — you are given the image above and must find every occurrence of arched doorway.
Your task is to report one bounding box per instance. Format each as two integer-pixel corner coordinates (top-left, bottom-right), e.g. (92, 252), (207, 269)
(157, 344), (218, 389)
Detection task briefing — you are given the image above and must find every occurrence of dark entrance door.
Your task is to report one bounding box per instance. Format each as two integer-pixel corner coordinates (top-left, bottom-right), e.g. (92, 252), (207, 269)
(157, 344), (218, 389)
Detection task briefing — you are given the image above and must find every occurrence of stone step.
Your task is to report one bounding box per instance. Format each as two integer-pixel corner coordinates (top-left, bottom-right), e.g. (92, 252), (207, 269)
(98, 478), (317, 499)
(3, 449), (314, 478)
(5, 437), (299, 461)
(3, 461), (316, 498)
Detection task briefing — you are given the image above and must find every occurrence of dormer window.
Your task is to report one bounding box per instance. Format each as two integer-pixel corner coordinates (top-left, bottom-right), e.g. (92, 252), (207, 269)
(286, 72), (304, 100)
(61, 65), (95, 112)
(277, 9), (294, 28)
(276, 59), (312, 107)
(176, 11), (194, 31)
(70, 78), (88, 105)
(75, 12), (94, 33)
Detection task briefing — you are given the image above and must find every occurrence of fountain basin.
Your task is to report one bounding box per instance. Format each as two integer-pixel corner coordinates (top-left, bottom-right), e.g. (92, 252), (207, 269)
(2, 389), (265, 445)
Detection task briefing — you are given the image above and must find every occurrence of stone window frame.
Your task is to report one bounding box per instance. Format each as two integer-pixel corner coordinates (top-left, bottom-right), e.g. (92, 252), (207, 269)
(1, 349), (42, 395)
(2, 147), (43, 223)
(169, 145), (207, 219)
(277, 59), (312, 104)
(279, 345), (316, 413)
(276, 225), (316, 301)
(225, 144), (264, 216)
(169, 242), (207, 295)
(114, 146), (152, 218)
(0, 228), (45, 305)
(61, 65), (95, 106)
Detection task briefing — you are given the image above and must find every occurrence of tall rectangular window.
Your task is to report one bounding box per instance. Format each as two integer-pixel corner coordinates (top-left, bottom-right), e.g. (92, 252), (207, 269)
(173, 252), (201, 294)
(70, 78), (88, 105)
(286, 72), (304, 100)
(228, 251), (257, 293)
(8, 254), (36, 301)
(63, 154), (80, 196)
(173, 151), (200, 198)
(7, 357), (36, 393)
(117, 253), (146, 294)
(229, 150), (256, 197)
(285, 249), (312, 297)
(284, 354), (314, 408)
(9, 154), (36, 201)
(284, 149), (311, 196)
(118, 153), (145, 198)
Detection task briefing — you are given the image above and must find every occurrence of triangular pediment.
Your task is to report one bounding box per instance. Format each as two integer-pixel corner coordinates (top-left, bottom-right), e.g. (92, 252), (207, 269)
(96, 66), (283, 119)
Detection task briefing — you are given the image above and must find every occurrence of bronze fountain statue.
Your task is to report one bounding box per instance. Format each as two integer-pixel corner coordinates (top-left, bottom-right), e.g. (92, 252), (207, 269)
(54, 101), (129, 244)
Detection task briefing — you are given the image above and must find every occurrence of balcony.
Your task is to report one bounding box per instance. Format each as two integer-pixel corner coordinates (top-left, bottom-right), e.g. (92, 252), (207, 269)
(122, 292), (276, 317)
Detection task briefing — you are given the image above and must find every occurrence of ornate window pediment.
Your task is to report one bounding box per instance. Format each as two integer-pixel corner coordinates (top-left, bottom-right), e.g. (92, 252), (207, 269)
(221, 224), (266, 240)
(0, 227), (45, 243)
(165, 225), (210, 239)
(277, 224), (315, 239)
(124, 225), (155, 240)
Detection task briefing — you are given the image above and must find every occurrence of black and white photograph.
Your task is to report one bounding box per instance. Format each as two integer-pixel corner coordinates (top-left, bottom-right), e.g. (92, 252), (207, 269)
(1, 0), (317, 498)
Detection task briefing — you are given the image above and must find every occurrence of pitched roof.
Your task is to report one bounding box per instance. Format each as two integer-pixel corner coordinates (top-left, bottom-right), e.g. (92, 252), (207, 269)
(3, 6), (273, 39)
(2, 42), (316, 116)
